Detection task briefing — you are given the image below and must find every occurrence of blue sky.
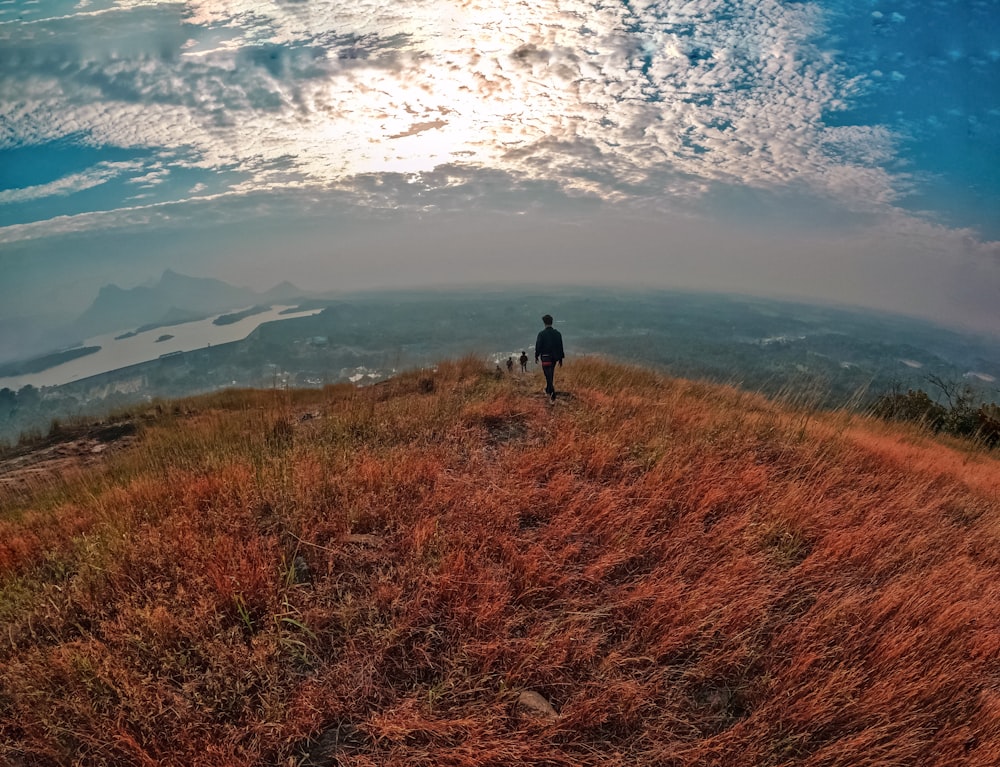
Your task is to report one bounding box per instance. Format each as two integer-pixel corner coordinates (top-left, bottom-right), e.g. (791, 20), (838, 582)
(0, 0), (997, 336)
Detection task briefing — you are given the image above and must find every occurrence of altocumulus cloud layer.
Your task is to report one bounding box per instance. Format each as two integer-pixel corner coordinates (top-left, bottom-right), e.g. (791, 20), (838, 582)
(0, 0), (897, 213)
(0, 0), (998, 331)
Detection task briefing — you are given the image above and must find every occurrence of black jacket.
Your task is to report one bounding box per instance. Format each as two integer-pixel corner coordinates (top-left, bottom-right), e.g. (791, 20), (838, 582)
(534, 326), (564, 364)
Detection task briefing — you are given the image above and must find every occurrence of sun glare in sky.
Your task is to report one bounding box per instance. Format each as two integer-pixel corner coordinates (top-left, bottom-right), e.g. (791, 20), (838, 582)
(0, 0), (997, 335)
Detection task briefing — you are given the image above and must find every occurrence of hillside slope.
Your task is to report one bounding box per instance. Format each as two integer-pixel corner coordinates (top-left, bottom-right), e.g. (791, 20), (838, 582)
(1, 358), (999, 766)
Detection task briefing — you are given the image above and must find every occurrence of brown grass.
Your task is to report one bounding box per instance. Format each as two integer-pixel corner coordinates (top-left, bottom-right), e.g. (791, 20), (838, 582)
(1, 356), (998, 766)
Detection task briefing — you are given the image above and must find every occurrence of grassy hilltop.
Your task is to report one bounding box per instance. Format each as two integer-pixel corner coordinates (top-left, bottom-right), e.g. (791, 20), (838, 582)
(1, 358), (999, 766)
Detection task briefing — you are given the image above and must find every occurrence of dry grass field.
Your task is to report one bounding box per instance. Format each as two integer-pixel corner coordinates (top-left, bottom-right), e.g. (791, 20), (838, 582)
(2, 357), (998, 766)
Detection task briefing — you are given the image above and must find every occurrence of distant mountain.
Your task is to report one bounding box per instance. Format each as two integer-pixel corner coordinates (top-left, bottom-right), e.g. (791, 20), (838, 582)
(261, 281), (309, 303)
(157, 269), (257, 311)
(0, 313), (81, 366)
(74, 270), (313, 338)
(156, 305), (210, 326)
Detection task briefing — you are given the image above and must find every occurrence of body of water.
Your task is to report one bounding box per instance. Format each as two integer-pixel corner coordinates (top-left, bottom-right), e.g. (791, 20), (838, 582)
(0, 306), (322, 390)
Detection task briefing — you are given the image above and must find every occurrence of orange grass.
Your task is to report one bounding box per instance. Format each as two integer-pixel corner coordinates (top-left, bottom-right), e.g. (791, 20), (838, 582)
(1, 356), (998, 766)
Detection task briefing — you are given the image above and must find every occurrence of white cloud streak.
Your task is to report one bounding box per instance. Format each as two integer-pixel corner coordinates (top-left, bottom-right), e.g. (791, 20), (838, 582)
(0, 160), (143, 204)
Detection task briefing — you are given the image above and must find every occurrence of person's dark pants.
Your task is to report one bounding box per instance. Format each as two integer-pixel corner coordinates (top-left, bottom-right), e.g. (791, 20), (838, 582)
(542, 363), (556, 397)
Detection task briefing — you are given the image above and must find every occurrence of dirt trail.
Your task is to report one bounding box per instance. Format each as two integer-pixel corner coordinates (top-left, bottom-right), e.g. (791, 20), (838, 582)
(0, 407), (324, 499)
(0, 421), (138, 497)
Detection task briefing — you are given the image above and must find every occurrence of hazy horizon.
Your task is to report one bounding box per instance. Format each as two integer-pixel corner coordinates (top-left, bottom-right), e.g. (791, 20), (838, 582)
(1, 0), (998, 339)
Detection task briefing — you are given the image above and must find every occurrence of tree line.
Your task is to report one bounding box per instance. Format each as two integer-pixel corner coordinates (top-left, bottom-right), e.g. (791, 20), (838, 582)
(869, 374), (1000, 448)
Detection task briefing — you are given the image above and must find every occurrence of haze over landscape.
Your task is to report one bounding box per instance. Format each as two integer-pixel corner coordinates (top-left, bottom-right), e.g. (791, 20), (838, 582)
(1, 0), (998, 346)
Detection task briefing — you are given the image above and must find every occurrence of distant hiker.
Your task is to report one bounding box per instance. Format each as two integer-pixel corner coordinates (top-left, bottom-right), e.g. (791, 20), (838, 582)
(506, 356), (514, 374)
(535, 314), (564, 402)
(519, 351), (528, 373)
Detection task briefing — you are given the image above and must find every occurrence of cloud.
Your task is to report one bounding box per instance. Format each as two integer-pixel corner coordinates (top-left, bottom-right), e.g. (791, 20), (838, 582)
(0, 0), (898, 214)
(126, 165), (170, 187)
(0, 160), (144, 204)
(0, 188), (256, 244)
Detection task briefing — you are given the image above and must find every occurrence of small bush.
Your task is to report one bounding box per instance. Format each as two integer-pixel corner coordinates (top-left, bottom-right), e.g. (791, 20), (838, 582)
(869, 388), (946, 429)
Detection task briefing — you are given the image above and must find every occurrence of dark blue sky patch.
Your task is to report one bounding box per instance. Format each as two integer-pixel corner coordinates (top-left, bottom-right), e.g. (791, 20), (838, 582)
(0, 3), (189, 62)
(0, 164), (236, 228)
(0, 179), (127, 228)
(0, 142), (151, 193)
(0, 170), (148, 228)
(0, 0), (84, 23)
(821, 0), (1000, 234)
(0, 144), (242, 228)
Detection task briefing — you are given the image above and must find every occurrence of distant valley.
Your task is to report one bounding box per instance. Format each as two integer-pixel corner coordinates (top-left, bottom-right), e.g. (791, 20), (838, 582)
(0, 285), (997, 447)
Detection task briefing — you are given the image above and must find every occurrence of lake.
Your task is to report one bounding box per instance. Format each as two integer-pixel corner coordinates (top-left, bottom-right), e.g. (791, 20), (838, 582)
(0, 306), (323, 390)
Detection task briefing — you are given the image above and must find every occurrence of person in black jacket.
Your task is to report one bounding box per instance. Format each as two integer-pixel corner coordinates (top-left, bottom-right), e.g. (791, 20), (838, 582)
(534, 314), (564, 402)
